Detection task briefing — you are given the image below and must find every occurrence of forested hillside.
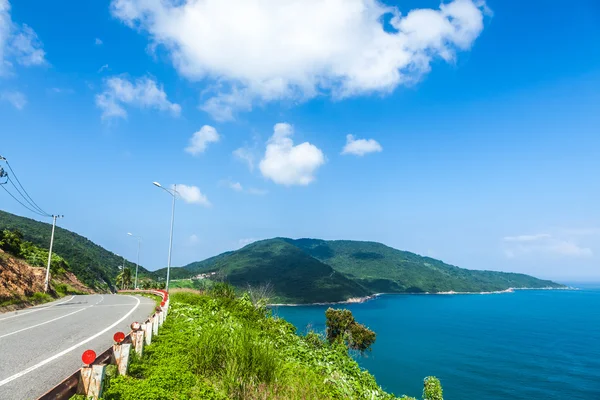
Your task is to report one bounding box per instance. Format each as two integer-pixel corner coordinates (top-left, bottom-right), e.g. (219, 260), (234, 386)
(0, 210), (153, 290)
(169, 238), (565, 303)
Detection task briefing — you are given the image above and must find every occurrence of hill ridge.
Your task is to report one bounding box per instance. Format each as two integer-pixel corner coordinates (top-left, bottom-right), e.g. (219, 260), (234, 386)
(166, 237), (564, 303)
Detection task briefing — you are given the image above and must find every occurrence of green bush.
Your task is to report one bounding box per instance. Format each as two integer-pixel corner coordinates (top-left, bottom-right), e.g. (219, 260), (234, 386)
(99, 290), (441, 400)
(325, 307), (376, 352)
(30, 292), (53, 304)
(423, 376), (443, 400)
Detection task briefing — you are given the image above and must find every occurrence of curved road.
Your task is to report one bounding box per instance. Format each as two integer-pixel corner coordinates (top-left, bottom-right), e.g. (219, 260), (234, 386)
(0, 294), (156, 400)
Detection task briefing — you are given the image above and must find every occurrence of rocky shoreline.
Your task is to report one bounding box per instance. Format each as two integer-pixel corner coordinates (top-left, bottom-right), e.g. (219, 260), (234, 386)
(270, 286), (574, 307)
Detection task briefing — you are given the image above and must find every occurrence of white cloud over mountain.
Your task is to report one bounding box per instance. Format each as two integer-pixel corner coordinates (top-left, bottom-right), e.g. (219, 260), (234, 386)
(110, 0), (489, 120)
(95, 76), (181, 119)
(342, 134), (382, 156)
(185, 125), (220, 155)
(259, 123), (325, 186)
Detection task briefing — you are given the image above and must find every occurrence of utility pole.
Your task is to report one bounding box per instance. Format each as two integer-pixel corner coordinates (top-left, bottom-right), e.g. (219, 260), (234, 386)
(122, 255), (126, 290)
(44, 214), (63, 293)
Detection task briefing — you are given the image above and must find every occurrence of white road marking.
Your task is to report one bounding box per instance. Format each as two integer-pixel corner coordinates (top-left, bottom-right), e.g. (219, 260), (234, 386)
(0, 296), (75, 322)
(0, 295), (104, 339)
(0, 307), (88, 339)
(0, 295), (141, 388)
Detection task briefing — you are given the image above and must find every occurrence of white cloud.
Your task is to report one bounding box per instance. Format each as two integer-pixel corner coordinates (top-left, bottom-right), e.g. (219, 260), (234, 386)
(175, 184), (211, 207)
(98, 64), (109, 73)
(95, 76), (181, 119)
(233, 147), (256, 172)
(502, 233), (592, 258)
(95, 38), (103, 45)
(259, 123), (325, 186)
(110, 0), (489, 120)
(0, 90), (26, 109)
(0, 1), (46, 75)
(185, 125), (220, 155)
(229, 182), (243, 192)
(220, 179), (266, 195)
(188, 234), (200, 245)
(503, 234), (552, 242)
(341, 134), (382, 156)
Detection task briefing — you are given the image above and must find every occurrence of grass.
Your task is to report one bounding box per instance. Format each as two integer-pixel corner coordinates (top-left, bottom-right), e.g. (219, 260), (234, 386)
(0, 292), (54, 308)
(95, 287), (410, 400)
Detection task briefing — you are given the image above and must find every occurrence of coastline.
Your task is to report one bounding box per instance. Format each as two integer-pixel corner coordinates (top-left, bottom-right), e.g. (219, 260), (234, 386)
(269, 286), (575, 307)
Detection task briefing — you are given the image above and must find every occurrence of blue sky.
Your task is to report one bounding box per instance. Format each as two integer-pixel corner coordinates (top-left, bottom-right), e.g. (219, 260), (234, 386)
(1, 0), (599, 281)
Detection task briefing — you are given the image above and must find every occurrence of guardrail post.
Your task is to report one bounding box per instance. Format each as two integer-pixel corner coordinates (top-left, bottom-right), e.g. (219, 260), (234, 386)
(152, 314), (159, 335)
(77, 364), (106, 399)
(131, 330), (144, 356)
(158, 311), (164, 326)
(144, 321), (152, 345)
(112, 343), (131, 376)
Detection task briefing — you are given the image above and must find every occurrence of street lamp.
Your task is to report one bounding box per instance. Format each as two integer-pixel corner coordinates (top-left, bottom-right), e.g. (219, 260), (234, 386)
(127, 232), (142, 290)
(153, 181), (177, 292)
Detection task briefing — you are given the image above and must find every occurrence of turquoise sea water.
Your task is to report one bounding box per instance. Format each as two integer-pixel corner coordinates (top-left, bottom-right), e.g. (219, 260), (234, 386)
(274, 287), (600, 399)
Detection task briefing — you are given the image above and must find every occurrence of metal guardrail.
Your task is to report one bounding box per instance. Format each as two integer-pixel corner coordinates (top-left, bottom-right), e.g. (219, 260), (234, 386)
(37, 290), (168, 400)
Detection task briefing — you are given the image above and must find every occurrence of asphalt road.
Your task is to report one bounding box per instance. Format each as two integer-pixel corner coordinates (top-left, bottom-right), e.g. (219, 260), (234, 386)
(0, 294), (156, 400)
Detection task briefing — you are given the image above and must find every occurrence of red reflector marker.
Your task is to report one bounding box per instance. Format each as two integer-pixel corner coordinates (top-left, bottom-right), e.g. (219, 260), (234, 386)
(113, 331), (125, 343)
(82, 350), (96, 365)
(160, 301), (165, 307)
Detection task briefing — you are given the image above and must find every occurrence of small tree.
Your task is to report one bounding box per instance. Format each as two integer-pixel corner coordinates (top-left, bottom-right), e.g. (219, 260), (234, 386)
(423, 376), (443, 400)
(325, 308), (376, 352)
(116, 267), (132, 289)
(0, 229), (24, 256)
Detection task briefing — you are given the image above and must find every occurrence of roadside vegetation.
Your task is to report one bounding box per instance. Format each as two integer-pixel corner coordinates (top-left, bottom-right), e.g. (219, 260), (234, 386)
(0, 229), (88, 309)
(97, 284), (443, 399)
(0, 210), (155, 290)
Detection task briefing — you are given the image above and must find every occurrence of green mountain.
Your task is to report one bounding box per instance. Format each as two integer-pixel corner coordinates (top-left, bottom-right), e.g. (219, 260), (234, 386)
(0, 210), (152, 290)
(167, 239), (370, 303)
(170, 237), (564, 303)
(282, 238), (562, 293)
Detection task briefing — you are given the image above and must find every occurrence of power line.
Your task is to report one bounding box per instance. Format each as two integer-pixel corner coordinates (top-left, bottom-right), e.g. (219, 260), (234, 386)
(6, 176), (50, 216)
(3, 160), (50, 216)
(0, 184), (50, 218)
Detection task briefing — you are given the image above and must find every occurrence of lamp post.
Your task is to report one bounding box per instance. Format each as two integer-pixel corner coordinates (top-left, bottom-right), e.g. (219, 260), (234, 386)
(127, 232), (142, 290)
(153, 182), (177, 292)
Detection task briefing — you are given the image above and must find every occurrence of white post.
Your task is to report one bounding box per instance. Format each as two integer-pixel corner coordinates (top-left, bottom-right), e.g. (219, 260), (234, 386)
(144, 321), (152, 345)
(166, 184), (176, 292)
(44, 215), (58, 293)
(78, 364), (106, 399)
(132, 331), (144, 356)
(152, 314), (159, 336)
(112, 343), (131, 376)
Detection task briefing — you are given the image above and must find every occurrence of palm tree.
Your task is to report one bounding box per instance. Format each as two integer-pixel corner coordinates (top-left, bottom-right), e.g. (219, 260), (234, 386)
(116, 267), (133, 290)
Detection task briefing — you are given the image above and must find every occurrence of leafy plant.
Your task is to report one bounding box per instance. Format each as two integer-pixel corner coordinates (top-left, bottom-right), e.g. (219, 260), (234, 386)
(423, 376), (443, 400)
(325, 308), (376, 352)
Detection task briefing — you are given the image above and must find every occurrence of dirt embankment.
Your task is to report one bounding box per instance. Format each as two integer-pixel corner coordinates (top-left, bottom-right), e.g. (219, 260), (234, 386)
(0, 249), (93, 311)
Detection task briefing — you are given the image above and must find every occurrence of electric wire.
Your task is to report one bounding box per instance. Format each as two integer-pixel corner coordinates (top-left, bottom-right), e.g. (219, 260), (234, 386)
(6, 176), (51, 217)
(4, 160), (50, 216)
(0, 184), (50, 217)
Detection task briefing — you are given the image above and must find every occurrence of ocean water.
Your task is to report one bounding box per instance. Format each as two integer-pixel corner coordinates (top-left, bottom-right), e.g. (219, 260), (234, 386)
(274, 287), (600, 400)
